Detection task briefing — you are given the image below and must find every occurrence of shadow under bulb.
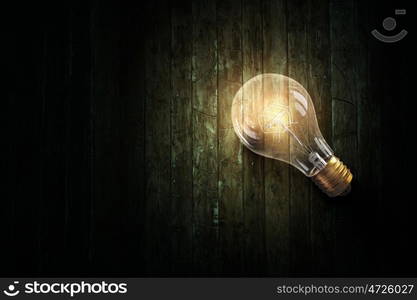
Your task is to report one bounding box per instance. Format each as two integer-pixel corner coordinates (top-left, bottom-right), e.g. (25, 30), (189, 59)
(231, 73), (352, 197)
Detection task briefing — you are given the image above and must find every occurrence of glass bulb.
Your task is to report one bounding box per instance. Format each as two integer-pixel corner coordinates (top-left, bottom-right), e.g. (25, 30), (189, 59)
(231, 73), (352, 197)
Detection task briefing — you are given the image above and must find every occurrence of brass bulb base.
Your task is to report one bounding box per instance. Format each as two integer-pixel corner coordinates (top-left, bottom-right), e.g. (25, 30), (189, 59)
(311, 156), (353, 197)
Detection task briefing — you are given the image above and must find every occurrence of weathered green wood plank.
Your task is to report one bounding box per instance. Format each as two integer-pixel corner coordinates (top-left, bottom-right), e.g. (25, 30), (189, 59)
(144, 0), (172, 274)
(119, 2), (146, 273)
(242, 0), (266, 274)
(307, 0), (335, 275)
(262, 0), (290, 275)
(192, 0), (219, 273)
(171, 1), (193, 274)
(4, 0), (416, 277)
(90, 0), (126, 273)
(217, 0), (244, 274)
(287, 0), (312, 275)
(329, 0), (359, 275)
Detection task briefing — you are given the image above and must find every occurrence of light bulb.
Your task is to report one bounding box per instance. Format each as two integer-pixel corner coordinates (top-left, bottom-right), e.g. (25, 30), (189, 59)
(231, 73), (352, 197)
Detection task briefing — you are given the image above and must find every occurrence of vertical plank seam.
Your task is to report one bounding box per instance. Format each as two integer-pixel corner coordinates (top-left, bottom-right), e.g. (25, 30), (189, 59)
(142, 5), (147, 274)
(261, 0), (265, 271)
(329, 0), (335, 150)
(328, 0), (336, 274)
(260, 0), (266, 273)
(168, 0), (173, 273)
(190, 1), (195, 273)
(307, 0), (313, 273)
(240, 0), (245, 270)
(284, 0), (292, 275)
(354, 0), (361, 176)
(215, 0), (220, 274)
(285, 0), (290, 276)
(327, 0), (336, 274)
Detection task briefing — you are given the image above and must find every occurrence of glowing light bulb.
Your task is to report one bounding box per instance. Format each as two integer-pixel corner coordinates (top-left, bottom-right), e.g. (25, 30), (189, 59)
(231, 73), (352, 197)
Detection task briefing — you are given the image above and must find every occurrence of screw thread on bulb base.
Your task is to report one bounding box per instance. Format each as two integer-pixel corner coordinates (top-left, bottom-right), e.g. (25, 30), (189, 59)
(311, 156), (353, 197)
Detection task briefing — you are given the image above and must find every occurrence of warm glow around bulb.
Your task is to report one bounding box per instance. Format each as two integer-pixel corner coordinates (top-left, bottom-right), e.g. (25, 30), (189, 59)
(231, 73), (353, 197)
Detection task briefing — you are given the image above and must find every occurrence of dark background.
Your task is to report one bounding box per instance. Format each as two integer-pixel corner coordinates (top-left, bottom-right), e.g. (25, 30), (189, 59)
(2, 0), (416, 277)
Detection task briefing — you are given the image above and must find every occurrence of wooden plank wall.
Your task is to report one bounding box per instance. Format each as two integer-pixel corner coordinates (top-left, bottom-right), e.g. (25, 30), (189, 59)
(2, 0), (415, 276)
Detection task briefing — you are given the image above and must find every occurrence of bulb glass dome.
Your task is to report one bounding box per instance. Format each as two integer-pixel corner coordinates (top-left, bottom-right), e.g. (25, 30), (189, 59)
(231, 73), (333, 177)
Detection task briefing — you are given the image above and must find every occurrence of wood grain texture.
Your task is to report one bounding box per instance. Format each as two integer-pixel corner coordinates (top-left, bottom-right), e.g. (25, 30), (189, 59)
(2, 0), (415, 277)
(330, 0), (360, 275)
(306, 0), (335, 275)
(359, 1), (383, 275)
(262, 0), (290, 275)
(144, 0), (172, 274)
(217, 0), (244, 274)
(287, 0), (312, 276)
(171, 0), (194, 274)
(242, 0), (266, 275)
(192, 0), (220, 274)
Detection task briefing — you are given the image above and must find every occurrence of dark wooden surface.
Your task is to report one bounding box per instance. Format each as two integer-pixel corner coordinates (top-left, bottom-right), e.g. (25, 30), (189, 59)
(2, 0), (416, 276)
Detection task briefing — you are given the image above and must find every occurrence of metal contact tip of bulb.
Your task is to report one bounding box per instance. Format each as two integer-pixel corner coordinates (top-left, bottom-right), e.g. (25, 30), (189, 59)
(311, 156), (353, 197)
